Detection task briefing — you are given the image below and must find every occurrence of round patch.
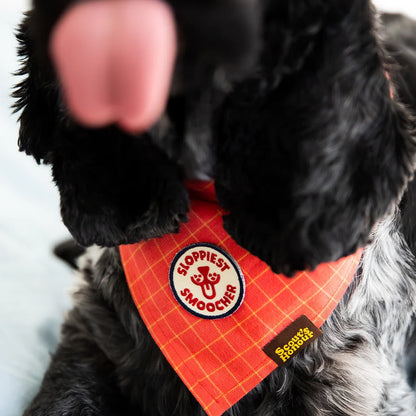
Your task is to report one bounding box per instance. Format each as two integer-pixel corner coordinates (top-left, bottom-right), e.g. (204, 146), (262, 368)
(169, 243), (245, 319)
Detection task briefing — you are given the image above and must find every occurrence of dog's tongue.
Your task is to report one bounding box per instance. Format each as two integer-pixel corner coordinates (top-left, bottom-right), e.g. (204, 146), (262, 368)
(50, 0), (177, 132)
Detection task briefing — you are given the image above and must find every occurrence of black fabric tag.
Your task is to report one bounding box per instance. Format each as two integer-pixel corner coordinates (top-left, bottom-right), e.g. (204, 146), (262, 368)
(262, 315), (323, 366)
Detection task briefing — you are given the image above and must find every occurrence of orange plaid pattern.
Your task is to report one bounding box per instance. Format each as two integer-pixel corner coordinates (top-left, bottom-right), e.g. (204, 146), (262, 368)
(120, 181), (362, 416)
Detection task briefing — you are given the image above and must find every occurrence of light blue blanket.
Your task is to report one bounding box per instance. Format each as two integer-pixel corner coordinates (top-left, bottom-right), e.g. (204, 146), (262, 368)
(0, 2), (72, 415)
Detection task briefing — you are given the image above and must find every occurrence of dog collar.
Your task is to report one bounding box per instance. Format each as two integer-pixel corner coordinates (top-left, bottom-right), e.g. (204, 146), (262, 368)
(120, 181), (362, 416)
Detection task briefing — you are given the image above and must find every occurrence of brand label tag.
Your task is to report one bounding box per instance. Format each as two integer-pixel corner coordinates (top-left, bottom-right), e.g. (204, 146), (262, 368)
(262, 315), (323, 366)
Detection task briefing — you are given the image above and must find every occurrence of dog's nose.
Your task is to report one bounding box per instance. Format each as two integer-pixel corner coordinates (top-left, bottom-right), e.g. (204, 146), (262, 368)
(50, 0), (177, 133)
(50, 0), (259, 133)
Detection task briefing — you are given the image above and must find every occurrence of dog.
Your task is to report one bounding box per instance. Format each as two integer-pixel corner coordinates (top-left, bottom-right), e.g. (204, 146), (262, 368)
(14, 0), (416, 414)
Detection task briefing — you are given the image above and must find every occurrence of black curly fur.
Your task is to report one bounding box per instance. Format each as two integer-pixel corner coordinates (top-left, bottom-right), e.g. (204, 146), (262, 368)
(14, 0), (416, 274)
(214, 1), (416, 274)
(13, 0), (259, 250)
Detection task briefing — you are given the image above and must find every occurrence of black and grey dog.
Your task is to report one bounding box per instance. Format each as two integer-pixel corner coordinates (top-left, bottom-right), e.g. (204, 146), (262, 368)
(14, 0), (416, 414)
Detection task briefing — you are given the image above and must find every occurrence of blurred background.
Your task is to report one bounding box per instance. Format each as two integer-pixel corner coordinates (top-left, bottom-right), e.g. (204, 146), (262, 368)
(0, 1), (415, 416)
(0, 2), (72, 416)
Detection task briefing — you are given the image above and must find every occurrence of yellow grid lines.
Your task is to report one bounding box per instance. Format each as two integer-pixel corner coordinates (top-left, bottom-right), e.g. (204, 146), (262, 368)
(138, 261), (226, 402)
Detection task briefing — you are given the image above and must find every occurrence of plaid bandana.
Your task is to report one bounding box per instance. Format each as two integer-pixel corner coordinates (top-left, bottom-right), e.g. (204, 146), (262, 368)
(120, 181), (362, 416)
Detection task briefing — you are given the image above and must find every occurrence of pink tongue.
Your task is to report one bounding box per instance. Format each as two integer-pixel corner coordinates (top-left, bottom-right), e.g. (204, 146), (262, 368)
(50, 0), (177, 132)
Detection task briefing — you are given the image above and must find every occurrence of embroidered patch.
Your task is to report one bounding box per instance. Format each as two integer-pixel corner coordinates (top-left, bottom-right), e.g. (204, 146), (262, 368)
(262, 315), (323, 366)
(169, 243), (245, 319)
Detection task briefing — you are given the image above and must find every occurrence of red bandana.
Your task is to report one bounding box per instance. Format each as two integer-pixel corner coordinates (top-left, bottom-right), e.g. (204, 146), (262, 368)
(120, 181), (362, 416)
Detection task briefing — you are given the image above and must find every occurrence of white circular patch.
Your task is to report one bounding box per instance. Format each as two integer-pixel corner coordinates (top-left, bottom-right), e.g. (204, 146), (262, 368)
(169, 243), (245, 319)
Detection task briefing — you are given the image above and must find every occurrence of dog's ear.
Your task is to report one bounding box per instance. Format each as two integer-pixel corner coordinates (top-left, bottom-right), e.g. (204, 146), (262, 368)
(13, 12), (60, 164)
(214, 0), (416, 275)
(14, 12), (189, 247)
(51, 126), (189, 247)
